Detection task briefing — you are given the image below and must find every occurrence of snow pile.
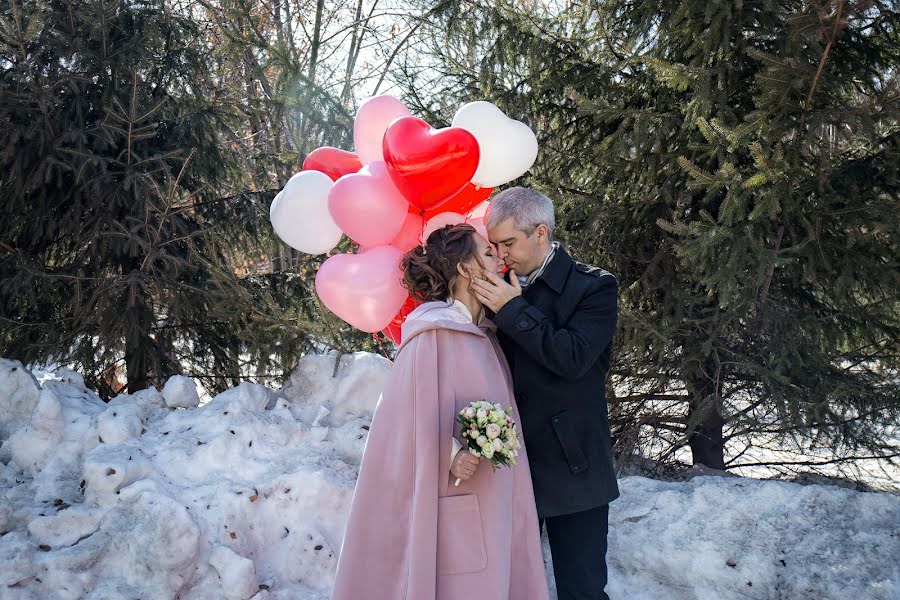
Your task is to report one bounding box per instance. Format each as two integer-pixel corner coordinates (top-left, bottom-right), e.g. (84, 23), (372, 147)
(1, 353), (898, 600)
(604, 475), (899, 600)
(0, 353), (390, 600)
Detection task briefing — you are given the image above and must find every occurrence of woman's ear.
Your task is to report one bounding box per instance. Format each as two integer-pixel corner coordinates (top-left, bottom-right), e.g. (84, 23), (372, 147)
(456, 261), (471, 279)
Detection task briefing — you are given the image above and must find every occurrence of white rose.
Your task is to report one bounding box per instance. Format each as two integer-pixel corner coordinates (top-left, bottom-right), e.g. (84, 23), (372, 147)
(486, 424), (501, 440)
(492, 439), (504, 452)
(477, 435), (488, 447)
(464, 407), (476, 419)
(482, 445), (495, 459)
(476, 408), (488, 419)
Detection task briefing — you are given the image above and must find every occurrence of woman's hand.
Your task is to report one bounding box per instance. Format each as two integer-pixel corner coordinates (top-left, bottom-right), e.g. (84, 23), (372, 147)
(450, 450), (480, 482)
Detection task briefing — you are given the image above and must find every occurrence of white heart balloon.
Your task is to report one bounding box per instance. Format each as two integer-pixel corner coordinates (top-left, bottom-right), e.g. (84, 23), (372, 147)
(451, 101), (538, 188)
(271, 170), (343, 255)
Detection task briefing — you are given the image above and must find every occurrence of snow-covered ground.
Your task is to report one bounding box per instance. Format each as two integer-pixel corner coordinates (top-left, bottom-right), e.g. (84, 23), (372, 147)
(1, 354), (898, 600)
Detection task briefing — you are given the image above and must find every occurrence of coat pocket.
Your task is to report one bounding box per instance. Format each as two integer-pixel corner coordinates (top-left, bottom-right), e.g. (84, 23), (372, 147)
(436, 493), (488, 576)
(550, 410), (590, 475)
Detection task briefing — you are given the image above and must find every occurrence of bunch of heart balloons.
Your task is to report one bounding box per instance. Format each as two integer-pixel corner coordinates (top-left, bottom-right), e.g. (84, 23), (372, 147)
(269, 95), (538, 344)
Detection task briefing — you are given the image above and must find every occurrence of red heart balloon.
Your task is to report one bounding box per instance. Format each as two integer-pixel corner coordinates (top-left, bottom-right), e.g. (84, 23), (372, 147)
(303, 147), (362, 181)
(383, 117), (480, 211)
(381, 295), (422, 345)
(421, 183), (493, 221)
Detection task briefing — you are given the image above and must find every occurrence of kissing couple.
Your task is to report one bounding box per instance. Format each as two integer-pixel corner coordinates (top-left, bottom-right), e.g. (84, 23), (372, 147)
(332, 186), (619, 600)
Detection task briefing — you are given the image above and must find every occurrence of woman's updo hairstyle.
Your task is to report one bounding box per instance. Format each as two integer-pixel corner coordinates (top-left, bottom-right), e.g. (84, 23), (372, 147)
(401, 223), (481, 303)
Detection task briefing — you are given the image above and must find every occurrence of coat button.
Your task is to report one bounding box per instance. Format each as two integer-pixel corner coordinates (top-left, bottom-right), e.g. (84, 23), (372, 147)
(517, 319), (529, 328)
(552, 417), (559, 424)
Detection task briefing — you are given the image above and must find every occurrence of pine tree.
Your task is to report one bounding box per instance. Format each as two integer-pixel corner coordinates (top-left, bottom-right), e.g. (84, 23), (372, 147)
(0, 0), (349, 397)
(403, 0), (899, 470)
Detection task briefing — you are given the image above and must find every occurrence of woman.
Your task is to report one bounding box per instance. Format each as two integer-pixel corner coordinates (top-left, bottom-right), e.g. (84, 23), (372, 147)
(331, 224), (549, 600)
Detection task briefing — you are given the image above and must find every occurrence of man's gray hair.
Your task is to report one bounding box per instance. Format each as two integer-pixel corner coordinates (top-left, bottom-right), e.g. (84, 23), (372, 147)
(486, 186), (555, 238)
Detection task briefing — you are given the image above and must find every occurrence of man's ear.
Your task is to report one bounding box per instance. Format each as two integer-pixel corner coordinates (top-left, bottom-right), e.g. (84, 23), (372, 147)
(536, 224), (549, 244)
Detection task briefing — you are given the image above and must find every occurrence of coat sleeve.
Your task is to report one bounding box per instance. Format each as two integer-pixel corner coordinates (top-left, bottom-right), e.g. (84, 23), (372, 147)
(330, 330), (443, 600)
(492, 273), (617, 380)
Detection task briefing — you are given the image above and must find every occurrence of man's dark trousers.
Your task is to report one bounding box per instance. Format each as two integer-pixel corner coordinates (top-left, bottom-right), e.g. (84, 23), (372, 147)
(492, 245), (619, 600)
(542, 505), (610, 600)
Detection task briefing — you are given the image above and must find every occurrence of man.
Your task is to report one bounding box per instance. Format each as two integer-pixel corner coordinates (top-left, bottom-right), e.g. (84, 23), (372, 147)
(471, 187), (619, 600)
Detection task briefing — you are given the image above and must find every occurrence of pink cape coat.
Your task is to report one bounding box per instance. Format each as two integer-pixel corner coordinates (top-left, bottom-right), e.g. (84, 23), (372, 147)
(330, 302), (550, 600)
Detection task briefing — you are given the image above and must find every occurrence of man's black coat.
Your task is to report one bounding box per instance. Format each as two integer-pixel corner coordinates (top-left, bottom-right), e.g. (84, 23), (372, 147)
(493, 245), (619, 518)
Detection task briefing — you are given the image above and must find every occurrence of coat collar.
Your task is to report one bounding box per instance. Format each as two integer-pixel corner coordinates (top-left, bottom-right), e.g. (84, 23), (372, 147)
(531, 244), (572, 294)
(397, 302), (496, 352)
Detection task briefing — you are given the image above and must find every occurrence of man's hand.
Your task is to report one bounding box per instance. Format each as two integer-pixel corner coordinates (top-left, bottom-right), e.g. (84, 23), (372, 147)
(450, 450), (481, 481)
(471, 269), (522, 313)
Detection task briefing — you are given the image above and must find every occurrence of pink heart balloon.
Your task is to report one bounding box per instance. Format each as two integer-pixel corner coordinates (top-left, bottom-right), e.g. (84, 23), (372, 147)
(390, 212), (425, 252)
(422, 212), (466, 244)
(465, 199), (491, 240)
(328, 161), (409, 247)
(467, 199), (491, 220)
(354, 95), (412, 165)
(315, 246), (408, 333)
(466, 215), (488, 241)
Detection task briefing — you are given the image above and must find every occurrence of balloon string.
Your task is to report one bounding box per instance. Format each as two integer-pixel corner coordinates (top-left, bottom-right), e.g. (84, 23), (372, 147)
(372, 333), (394, 364)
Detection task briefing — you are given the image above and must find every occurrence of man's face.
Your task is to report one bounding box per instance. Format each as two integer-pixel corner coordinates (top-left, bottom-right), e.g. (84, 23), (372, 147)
(488, 218), (548, 275)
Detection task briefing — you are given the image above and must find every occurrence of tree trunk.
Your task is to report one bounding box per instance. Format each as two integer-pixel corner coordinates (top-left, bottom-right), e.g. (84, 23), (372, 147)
(308, 0), (325, 82)
(687, 401), (726, 469)
(125, 343), (148, 393)
(230, 339), (242, 388)
(298, 0), (325, 145)
(685, 356), (726, 469)
(124, 298), (153, 394)
(341, 0), (366, 105)
(122, 253), (153, 393)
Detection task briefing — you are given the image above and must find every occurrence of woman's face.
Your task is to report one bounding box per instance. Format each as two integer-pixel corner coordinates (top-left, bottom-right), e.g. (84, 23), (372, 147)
(462, 233), (502, 277)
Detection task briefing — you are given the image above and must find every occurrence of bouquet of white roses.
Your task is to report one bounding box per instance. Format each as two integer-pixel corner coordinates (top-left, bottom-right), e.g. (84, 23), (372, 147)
(454, 400), (521, 486)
